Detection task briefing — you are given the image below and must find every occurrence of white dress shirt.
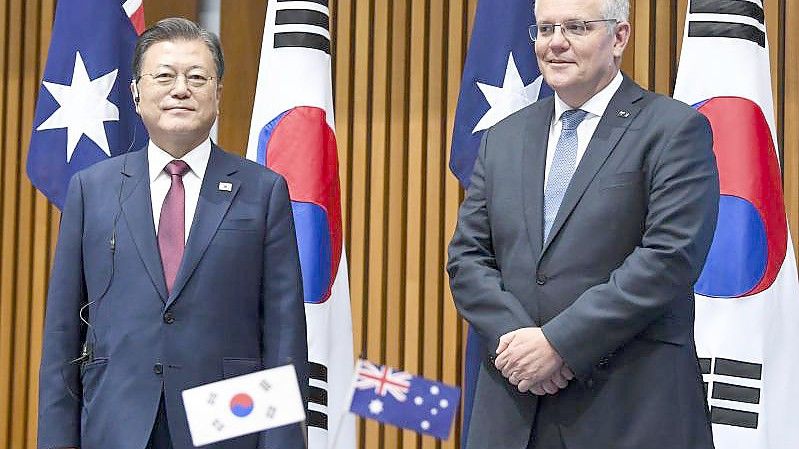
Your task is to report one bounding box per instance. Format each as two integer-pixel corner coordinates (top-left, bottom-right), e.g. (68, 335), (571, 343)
(544, 71), (624, 186)
(148, 138), (211, 242)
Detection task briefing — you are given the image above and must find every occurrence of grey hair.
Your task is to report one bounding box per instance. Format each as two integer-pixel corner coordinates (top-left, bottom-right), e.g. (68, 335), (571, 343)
(133, 17), (224, 81)
(602, 0), (630, 22)
(534, 0), (630, 23)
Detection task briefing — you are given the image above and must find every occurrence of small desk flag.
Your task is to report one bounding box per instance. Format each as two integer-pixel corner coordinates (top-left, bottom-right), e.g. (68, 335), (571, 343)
(348, 359), (460, 440)
(182, 365), (306, 447)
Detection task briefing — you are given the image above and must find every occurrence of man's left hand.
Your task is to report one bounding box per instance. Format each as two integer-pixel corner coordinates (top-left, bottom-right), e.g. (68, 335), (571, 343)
(495, 327), (565, 388)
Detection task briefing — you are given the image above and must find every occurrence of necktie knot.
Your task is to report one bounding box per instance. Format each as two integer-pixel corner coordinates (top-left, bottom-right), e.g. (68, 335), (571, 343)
(560, 109), (588, 131)
(165, 160), (190, 177)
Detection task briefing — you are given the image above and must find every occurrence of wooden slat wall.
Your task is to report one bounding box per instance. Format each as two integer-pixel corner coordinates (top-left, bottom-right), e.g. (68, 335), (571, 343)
(0, 1), (797, 449)
(0, 1), (57, 448)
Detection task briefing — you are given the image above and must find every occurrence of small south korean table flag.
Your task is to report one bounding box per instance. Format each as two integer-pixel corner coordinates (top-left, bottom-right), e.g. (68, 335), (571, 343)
(182, 364), (306, 446)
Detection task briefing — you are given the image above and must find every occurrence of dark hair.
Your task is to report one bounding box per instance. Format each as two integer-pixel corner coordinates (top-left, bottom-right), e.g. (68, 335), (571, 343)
(133, 17), (224, 81)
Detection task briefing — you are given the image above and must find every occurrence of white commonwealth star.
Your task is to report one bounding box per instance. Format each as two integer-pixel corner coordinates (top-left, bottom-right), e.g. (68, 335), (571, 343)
(37, 51), (119, 162)
(473, 53), (543, 133)
(368, 399), (384, 415)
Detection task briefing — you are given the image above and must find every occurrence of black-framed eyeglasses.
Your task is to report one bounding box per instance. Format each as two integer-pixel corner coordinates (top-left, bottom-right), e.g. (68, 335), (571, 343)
(528, 19), (619, 42)
(136, 71), (216, 88)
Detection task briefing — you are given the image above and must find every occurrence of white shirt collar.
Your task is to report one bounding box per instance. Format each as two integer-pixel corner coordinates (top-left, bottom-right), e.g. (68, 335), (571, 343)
(148, 138), (212, 183)
(553, 70), (624, 122)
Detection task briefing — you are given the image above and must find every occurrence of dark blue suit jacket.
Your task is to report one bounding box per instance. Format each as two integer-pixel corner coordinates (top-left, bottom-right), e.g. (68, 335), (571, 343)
(38, 145), (308, 449)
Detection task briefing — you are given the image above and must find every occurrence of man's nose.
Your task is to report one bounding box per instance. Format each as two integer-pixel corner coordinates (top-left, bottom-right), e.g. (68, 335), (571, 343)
(548, 26), (570, 49)
(170, 74), (191, 97)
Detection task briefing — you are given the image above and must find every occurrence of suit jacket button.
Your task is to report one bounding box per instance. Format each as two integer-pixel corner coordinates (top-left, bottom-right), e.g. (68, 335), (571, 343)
(163, 312), (175, 324)
(536, 275), (546, 285)
(153, 363), (163, 375)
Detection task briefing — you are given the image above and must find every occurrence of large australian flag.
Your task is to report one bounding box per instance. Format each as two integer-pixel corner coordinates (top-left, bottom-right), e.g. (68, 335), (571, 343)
(27, 0), (147, 209)
(449, 0), (550, 445)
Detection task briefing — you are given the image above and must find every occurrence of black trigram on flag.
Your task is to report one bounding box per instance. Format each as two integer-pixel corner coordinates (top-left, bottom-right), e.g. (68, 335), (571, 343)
(688, 0), (766, 48)
(700, 357), (762, 429)
(308, 361), (329, 430)
(273, 0), (331, 54)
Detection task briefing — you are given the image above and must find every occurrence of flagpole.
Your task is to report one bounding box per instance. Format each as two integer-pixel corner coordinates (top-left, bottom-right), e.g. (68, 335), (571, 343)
(329, 358), (361, 448)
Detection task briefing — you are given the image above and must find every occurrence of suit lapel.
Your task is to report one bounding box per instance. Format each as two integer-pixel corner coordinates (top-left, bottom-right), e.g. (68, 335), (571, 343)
(522, 98), (554, 259)
(540, 77), (644, 256)
(167, 145), (241, 307)
(121, 150), (169, 301)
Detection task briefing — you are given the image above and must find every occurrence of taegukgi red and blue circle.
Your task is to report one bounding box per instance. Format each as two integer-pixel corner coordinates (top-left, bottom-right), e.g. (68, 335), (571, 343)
(692, 96), (787, 298)
(229, 393), (255, 417)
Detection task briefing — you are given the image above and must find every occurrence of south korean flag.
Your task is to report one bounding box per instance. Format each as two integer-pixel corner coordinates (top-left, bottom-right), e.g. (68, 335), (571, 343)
(182, 365), (306, 446)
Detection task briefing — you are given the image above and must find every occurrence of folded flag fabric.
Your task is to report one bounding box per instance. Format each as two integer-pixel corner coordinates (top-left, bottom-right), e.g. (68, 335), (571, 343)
(348, 359), (460, 440)
(182, 365), (306, 447)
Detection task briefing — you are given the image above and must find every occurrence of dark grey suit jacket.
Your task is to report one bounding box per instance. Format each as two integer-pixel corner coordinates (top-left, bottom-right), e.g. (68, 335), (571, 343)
(447, 76), (719, 449)
(38, 145), (308, 449)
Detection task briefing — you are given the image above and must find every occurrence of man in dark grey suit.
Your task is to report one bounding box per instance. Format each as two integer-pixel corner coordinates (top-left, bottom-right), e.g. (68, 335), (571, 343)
(37, 18), (307, 449)
(447, 0), (718, 448)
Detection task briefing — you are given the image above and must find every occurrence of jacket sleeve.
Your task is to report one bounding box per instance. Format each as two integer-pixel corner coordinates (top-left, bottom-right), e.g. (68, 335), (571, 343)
(38, 173), (87, 449)
(447, 129), (537, 353)
(542, 110), (720, 379)
(260, 174), (309, 449)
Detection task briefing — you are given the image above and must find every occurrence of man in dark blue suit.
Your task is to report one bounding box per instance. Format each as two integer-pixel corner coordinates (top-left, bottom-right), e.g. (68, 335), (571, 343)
(37, 18), (308, 449)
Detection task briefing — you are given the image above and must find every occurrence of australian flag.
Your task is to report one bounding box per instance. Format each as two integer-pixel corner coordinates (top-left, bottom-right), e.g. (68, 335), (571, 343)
(349, 359), (460, 440)
(449, 0), (549, 445)
(27, 0), (147, 209)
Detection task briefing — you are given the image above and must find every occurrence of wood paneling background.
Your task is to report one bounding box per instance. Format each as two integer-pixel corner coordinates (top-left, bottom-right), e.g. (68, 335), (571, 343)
(0, 1), (796, 448)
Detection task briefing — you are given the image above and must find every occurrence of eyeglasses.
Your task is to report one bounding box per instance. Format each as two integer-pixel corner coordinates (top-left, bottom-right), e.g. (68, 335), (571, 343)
(528, 19), (619, 42)
(136, 71), (216, 89)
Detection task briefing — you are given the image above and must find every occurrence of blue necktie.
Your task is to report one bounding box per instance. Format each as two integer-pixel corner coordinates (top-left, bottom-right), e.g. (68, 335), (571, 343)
(543, 109), (588, 242)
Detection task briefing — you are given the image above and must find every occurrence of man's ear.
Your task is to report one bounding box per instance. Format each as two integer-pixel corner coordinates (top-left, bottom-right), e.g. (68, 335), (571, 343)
(215, 83), (223, 115)
(130, 81), (141, 113)
(613, 21), (631, 58)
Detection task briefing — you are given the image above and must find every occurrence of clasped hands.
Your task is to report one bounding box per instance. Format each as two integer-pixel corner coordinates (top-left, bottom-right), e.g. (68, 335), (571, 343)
(494, 327), (574, 395)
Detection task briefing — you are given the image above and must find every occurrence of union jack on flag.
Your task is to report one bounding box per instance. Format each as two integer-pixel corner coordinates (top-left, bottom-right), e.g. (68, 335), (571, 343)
(354, 360), (411, 401)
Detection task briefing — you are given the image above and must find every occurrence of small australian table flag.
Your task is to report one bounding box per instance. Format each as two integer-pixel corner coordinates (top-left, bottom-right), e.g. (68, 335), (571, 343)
(348, 359), (460, 440)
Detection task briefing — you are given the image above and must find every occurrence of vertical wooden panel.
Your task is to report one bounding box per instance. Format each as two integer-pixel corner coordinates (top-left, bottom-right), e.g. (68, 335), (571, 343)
(442, 0), (468, 447)
(0, 1), (13, 447)
(217, 0), (267, 155)
(368, 0), (389, 446)
(1, 1), (25, 447)
(384, 1), (411, 447)
(401, 0), (427, 446)
(423, 0), (445, 448)
(632, 0), (652, 88)
(652, 0), (675, 95)
(786, 2), (799, 240)
(143, 0), (199, 24)
(25, 3), (53, 438)
(10, 2), (39, 447)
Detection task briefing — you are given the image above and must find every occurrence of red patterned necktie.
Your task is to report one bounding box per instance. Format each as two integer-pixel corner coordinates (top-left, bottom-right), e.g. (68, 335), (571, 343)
(158, 159), (190, 294)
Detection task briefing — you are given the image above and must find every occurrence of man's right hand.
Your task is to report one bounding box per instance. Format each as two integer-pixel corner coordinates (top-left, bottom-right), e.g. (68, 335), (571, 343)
(524, 364), (575, 395)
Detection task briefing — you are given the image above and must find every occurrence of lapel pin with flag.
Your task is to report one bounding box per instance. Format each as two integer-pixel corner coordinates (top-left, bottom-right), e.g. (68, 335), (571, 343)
(182, 364), (306, 447)
(347, 359), (460, 440)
